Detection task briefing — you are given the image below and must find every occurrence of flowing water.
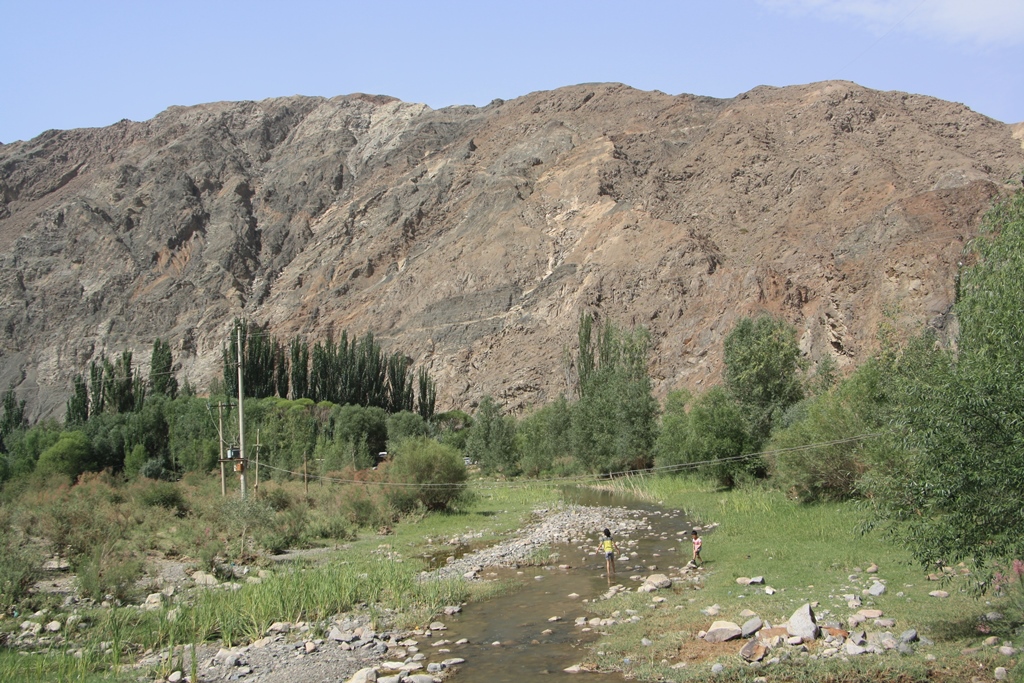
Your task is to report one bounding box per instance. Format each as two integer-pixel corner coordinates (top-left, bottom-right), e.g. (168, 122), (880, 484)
(431, 488), (693, 682)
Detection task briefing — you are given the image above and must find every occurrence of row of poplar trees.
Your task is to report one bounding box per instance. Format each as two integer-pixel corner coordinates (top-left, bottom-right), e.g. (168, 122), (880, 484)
(222, 319), (437, 419)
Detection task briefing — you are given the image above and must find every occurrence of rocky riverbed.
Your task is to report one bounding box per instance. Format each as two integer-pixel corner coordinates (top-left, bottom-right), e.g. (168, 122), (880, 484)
(205, 503), (670, 683)
(46, 501), (667, 683)
(425, 503), (650, 582)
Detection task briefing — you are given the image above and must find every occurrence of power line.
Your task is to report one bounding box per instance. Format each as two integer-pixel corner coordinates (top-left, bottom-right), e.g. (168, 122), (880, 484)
(247, 433), (879, 490)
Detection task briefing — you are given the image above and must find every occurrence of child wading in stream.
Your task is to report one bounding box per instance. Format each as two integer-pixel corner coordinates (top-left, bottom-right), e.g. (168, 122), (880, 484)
(691, 529), (703, 566)
(601, 528), (617, 578)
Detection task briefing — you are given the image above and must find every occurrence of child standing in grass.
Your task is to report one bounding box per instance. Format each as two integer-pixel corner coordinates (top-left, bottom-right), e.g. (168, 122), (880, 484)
(601, 528), (617, 578)
(691, 529), (703, 566)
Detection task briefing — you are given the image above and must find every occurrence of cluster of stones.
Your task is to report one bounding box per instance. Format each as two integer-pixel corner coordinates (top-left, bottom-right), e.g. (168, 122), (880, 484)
(699, 600), (929, 669)
(339, 617), (467, 683)
(13, 610), (87, 654)
(686, 564), (1020, 679)
(426, 504), (649, 581)
(10, 562), (270, 666)
(135, 612), (470, 683)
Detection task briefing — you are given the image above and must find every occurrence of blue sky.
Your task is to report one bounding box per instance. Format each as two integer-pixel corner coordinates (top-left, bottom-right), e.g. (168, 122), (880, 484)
(2, 0), (1022, 143)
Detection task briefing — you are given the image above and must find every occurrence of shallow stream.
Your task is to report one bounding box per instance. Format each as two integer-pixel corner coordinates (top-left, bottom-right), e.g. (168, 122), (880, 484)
(433, 487), (692, 682)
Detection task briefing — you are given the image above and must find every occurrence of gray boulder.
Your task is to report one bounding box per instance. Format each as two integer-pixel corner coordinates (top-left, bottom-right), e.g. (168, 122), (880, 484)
(703, 621), (742, 643)
(741, 617), (763, 638)
(739, 638), (767, 662)
(899, 629), (918, 643)
(786, 603), (819, 641)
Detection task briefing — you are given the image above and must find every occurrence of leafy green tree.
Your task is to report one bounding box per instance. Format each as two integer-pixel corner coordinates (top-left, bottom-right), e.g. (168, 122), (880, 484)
(124, 443), (148, 478)
(273, 338), (289, 399)
(386, 411), (428, 449)
(103, 350), (144, 414)
(35, 431), (92, 480)
(65, 375), (89, 425)
(687, 387), (752, 488)
(223, 319), (279, 399)
(385, 353), (414, 413)
(166, 396), (220, 472)
(867, 192), (1024, 568)
(149, 338), (178, 399)
(416, 368), (437, 420)
(516, 396), (573, 477)
(434, 410), (473, 451)
(123, 394), (171, 474)
(808, 354), (838, 397)
(385, 437), (468, 512)
(332, 403), (388, 470)
(88, 360), (105, 415)
(464, 396), (518, 475)
(767, 360), (886, 502)
(251, 398), (320, 476)
(290, 337), (309, 400)
(0, 385), (27, 453)
(3, 420), (61, 478)
(652, 390), (693, 469)
(84, 411), (129, 473)
(723, 315), (803, 447)
(567, 313), (658, 474)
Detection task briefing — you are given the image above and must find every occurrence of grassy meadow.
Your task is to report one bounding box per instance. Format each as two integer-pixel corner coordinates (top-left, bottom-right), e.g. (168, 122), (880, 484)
(589, 474), (1022, 682)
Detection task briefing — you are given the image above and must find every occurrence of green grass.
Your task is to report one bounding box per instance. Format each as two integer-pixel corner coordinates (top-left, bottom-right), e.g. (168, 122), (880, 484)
(0, 478), (565, 681)
(0, 629), (137, 683)
(587, 474), (1024, 682)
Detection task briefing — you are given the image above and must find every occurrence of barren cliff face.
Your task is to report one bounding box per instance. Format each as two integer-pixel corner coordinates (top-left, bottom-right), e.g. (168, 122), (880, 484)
(1, 81), (1022, 419)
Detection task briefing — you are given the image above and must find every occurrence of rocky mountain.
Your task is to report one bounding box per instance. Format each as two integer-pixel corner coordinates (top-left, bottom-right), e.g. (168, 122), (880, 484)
(2, 81), (1023, 420)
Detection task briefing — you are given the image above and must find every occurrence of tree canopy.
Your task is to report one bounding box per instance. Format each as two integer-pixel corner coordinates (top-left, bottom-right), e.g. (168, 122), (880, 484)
(723, 315), (803, 448)
(868, 191), (1024, 568)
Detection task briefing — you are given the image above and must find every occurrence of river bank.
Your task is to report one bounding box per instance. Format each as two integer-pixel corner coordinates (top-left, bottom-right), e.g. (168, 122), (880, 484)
(6, 478), (1021, 682)
(116, 497), (693, 683)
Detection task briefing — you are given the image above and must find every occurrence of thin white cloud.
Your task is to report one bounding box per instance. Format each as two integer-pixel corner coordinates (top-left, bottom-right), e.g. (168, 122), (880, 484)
(757, 0), (1024, 46)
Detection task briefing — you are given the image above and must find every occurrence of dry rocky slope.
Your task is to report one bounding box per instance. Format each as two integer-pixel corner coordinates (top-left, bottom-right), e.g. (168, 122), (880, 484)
(2, 81), (1023, 419)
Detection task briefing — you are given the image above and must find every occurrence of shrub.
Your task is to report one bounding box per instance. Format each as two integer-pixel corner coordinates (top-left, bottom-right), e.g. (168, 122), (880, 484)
(766, 363), (885, 502)
(136, 481), (189, 517)
(385, 437), (468, 512)
(307, 514), (353, 541)
(261, 485), (293, 512)
(30, 475), (127, 561)
(196, 539), (223, 574)
(254, 506), (309, 554)
(0, 525), (41, 609)
(76, 543), (145, 603)
(340, 485), (395, 529)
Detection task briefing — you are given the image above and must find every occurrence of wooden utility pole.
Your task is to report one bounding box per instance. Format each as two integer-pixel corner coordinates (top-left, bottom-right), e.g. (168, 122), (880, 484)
(217, 402), (227, 496)
(237, 326), (247, 500)
(253, 428), (260, 497)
